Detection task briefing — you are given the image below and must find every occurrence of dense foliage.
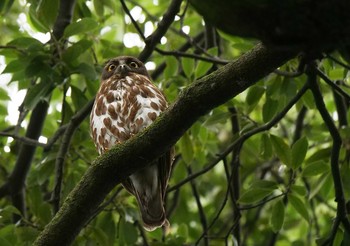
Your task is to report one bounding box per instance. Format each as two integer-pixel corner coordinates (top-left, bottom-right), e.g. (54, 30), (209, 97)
(0, 0), (350, 245)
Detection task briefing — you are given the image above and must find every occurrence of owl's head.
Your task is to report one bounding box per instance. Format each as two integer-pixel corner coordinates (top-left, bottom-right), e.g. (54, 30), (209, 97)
(102, 56), (150, 80)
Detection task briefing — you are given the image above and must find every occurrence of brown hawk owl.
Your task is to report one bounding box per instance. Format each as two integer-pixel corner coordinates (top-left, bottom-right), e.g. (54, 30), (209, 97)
(90, 56), (173, 231)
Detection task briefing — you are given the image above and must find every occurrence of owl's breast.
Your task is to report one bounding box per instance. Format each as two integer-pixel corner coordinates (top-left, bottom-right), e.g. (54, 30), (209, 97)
(90, 74), (168, 154)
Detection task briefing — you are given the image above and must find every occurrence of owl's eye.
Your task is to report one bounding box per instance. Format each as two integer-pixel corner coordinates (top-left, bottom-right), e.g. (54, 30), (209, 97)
(129, 61), (138, 68)
(107, 64), (116, 72)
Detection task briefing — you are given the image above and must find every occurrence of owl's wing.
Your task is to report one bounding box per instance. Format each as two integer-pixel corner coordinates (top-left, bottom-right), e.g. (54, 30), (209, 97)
(158, 147), (175, 199)
(122, 147), (174, 198)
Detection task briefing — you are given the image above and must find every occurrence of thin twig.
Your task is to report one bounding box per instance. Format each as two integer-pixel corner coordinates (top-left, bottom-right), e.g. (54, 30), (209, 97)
(273, 69), (303, 77)
(308, 63), (350, 245)
(138, 0), (183, 61)
(188, 166), (209, 246)
(0, 132), (46, 147)
(50, 99), (94, 213)
(314, 67), (350, 102)
(84, 186), (123, 227)
(120, 0), (146, 41)
(155, 48), (229, 64)
(0, 45), (26, 54)
(327, 54), (350, 71)
(168, 83), (309, 193)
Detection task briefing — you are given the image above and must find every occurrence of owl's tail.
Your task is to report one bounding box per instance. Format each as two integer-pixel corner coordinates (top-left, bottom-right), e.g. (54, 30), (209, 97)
(128, 164), (169, 231)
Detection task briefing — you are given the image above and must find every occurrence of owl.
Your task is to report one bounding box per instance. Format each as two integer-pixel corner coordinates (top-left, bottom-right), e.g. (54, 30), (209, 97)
(90, 56), (174, 231)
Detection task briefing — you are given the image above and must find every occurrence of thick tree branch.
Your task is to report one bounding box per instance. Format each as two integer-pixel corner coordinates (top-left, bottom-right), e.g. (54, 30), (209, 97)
(0, 0), (76, 211)
(9, 101), (49, 220)
(34, 43), (297, 245)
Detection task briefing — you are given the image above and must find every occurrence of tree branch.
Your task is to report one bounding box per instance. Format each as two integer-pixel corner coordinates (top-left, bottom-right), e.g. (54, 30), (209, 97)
(50, 99), (94, 213)
(307, 64), (350, 245)
(34, 43), (298, 245)
(138, 0), (183, 61)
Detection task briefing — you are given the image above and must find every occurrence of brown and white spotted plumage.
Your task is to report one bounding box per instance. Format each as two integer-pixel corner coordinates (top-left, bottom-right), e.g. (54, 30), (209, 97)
(90, 56), (173, 231)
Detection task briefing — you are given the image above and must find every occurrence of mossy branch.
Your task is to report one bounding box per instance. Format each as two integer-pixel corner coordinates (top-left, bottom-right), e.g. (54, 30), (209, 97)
(34, 43), (297, 246)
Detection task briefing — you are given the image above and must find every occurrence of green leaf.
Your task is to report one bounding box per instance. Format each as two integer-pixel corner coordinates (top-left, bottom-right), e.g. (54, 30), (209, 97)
(328, 67), (345, 80)
(250, 180), (278, 190)
(15, 227), (38, 244)
(288, 194), (309, 223)
(239, 188), (275, 204)
(0, 0), (15, 14)
(0, 237), (13, 246)
(246, 85), (265, 107)
(25, 55), (52, 78)
(22, 80), (54, 110)
(7, 37), (43, 49)
(291, 137), (308, 169)
(181, 57), (195, 79)
(309, 173), (331, 199)
(118, 218), (138, 246)
(270, 135), (292, 167)
(164, 56), (178, 79)
(2, 59), (28, 74)
(70, 86), (88, 110)
(306, 147), (331, 163)
(93, 0), (104, 16)
(270, 199), (285, 232)
(0, 87), (10, 101)
(195, 60), (212, 78)
(36, 0), (59, 29)
(63, 18), (98, 38)
(262, 98), (278, 122)
(302, 160), (330, 177)
(179, 132), (194, 164)
(76, 62), (97, 81)
(203, 110), (230, 126)
(62, 40), (93, 65)
(342, 230), (350, 246)
(0, 205), (22, 217)
(260, 133), (273, 159)
(302, 90), (315, 109)
(28, 4), (49, 32)
(291, 185), (307, 197)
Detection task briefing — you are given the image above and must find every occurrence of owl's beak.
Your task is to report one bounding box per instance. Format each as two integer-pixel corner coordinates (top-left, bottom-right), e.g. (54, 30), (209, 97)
(115, 64), (131, 77)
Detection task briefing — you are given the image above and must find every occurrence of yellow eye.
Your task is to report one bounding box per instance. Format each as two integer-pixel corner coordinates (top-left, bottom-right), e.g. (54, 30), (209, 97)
(107, 64), (116, 72)
(129, 61), (138, 68)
